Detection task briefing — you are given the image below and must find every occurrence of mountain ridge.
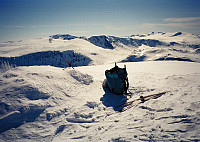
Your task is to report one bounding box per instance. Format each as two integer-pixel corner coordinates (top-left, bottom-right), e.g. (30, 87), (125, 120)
(0, 32), (200, 69)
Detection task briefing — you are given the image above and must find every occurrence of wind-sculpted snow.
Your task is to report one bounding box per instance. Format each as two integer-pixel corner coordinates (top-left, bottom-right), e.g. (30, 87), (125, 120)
(69, 70), (93, 85)
(0, 50), (92, 68)
(0, 106), (45, 133)
(0, 62), (200, 141)
(0, 72), (48, 133)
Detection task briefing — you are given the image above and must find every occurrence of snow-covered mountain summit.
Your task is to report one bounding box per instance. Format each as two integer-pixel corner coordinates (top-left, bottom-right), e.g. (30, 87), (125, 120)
(0, 32), (200, 141)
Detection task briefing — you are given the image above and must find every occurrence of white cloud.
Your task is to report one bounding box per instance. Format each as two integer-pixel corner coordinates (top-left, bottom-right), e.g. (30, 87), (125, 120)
(41, 25), (64, 28)
(141, 17), (200, 30)
(4, 25), (24, 28)
(69, 23), (107, 26)
(2, 24), (65, 29)
(142, 22), (200, 29)
(164, 17), (200, 23)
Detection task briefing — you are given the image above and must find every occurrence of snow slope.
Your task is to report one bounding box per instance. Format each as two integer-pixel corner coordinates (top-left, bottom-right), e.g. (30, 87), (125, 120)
(0, 62), (200, 141)
(0, 32), (200, 141)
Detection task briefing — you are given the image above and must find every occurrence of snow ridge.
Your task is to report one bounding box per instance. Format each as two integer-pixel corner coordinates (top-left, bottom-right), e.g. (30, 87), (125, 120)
(0, 50), (92, 68)
(1, 32), (200, 69)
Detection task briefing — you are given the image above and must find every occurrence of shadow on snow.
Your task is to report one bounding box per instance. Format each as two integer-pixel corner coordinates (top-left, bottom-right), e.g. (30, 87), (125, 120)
(100, 80), (128, 111)
(0, 50), (92, 68)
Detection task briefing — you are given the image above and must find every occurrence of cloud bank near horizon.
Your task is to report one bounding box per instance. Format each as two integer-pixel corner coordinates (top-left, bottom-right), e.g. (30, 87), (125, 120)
(141, 17), (200, 30)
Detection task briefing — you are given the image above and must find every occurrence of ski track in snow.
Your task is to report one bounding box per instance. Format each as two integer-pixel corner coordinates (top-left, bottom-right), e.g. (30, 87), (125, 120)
(0, 32), (200, 142)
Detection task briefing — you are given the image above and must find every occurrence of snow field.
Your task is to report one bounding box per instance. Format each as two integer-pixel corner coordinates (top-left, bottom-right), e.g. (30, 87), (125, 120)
(0, 32), (200, 141)
(0, 61), (199, 141)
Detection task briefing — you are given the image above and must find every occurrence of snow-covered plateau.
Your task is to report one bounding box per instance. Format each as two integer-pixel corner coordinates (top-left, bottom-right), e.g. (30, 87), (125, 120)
(0, 32), (200, 142)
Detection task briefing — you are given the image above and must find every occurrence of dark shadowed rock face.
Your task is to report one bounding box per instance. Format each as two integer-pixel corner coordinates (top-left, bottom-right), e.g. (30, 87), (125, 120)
(88, 35), (114, 49)
(0, 50), (92, 68)
(172, 32), (182, 37)
(50, 34), (78, 40)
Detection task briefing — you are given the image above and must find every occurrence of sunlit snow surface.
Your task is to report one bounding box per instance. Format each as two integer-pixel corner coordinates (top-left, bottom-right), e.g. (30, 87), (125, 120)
(0, 32), (200, 141)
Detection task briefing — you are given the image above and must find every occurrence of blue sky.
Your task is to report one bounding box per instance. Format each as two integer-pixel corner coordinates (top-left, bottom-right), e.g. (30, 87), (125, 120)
(0, 0), (200, 42)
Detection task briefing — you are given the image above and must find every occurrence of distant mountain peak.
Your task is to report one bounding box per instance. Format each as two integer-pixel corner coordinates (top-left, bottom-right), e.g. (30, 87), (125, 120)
(88, 35), (114, 49)
(130, 32), (166, 37)
(50, 34), (78, 40)
(171, 32), (183, 37)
